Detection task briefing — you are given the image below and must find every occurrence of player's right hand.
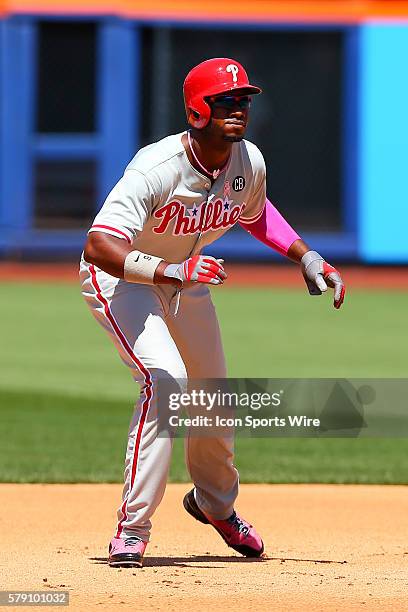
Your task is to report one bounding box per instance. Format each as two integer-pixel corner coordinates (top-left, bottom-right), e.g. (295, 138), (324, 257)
(164, 255), (227, 285)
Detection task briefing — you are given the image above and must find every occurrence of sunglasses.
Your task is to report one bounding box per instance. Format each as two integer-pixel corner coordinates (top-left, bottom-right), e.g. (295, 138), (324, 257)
(209, 95), (252, 110)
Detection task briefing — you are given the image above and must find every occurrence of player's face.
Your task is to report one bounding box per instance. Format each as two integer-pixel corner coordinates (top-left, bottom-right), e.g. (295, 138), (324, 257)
(207, 94), (251, 142)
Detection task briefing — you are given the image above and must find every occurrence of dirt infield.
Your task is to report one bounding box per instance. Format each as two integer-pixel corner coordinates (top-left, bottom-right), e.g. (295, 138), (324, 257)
(2, 484), (407, 611)
(0, 262), (407, 289)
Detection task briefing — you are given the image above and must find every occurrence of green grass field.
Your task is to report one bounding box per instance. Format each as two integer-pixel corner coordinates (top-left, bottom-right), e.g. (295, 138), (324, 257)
(1, 281), (407, 483)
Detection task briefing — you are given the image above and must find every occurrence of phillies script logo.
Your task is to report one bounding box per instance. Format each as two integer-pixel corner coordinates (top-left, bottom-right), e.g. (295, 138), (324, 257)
(153, 198), (246, 235)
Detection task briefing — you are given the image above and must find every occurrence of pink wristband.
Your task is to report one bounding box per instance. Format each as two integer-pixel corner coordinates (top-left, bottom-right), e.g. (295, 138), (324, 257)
(239, 198), (301, 256)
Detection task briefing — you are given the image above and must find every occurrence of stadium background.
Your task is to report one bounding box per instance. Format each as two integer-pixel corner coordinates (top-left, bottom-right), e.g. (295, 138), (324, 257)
(1, 3), (408, 610)
(0, 0), (407, 485)
(0, 0), (408, 482)
(1, 0), (408, 262)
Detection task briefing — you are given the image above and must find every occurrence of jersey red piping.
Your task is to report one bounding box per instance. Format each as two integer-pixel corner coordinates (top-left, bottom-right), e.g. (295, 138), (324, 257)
(90, 224), (132, 244)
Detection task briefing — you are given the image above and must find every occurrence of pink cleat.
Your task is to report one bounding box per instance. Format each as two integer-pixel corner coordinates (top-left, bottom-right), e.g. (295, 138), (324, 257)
(183, 488), (264, 558)
(108, 536), (147, 568)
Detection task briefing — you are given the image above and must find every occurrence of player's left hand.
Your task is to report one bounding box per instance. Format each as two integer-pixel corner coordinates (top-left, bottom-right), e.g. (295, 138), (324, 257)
(301, 250), (345, 309)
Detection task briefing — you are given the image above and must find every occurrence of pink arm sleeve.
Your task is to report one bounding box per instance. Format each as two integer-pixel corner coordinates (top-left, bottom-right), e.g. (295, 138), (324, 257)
(239, 198), (301, 256)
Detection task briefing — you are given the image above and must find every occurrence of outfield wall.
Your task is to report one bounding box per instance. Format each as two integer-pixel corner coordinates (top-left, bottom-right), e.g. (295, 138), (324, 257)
(0, 2), (407, 262)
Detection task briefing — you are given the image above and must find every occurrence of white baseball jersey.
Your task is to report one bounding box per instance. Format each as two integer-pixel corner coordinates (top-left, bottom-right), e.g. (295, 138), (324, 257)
(88, 131), (266, 261)
(80, 131), (266, 544)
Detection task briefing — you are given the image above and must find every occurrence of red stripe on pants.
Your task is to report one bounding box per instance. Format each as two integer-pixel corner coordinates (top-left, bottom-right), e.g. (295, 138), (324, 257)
(89, 264), (152, 538)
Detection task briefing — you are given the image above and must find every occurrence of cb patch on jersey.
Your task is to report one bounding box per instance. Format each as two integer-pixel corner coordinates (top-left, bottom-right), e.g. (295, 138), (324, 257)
(232, 176), (245, 192)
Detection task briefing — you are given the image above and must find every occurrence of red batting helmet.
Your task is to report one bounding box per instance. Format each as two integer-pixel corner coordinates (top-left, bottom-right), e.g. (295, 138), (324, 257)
(183, 58), (262, 129)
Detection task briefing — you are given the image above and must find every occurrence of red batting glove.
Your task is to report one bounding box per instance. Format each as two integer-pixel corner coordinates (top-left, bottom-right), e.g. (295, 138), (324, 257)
(164, 255), (227, 285)
(301, 251), (345, 309)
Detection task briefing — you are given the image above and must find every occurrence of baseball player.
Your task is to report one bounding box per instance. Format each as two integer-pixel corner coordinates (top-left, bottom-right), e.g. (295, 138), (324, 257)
(80, 58), (345, 568)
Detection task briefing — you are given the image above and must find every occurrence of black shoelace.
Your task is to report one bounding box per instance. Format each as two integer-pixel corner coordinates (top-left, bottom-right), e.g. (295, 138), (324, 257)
(228, 512), (250, 536)
(125, 536), (141, 547)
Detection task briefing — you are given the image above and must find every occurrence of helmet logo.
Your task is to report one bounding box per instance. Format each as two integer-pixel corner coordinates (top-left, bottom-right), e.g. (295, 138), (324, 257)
(226, 64), (239, 83)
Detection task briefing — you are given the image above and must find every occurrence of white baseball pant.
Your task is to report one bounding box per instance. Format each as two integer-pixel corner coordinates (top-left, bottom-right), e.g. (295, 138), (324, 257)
(80, 257), (239, 542)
